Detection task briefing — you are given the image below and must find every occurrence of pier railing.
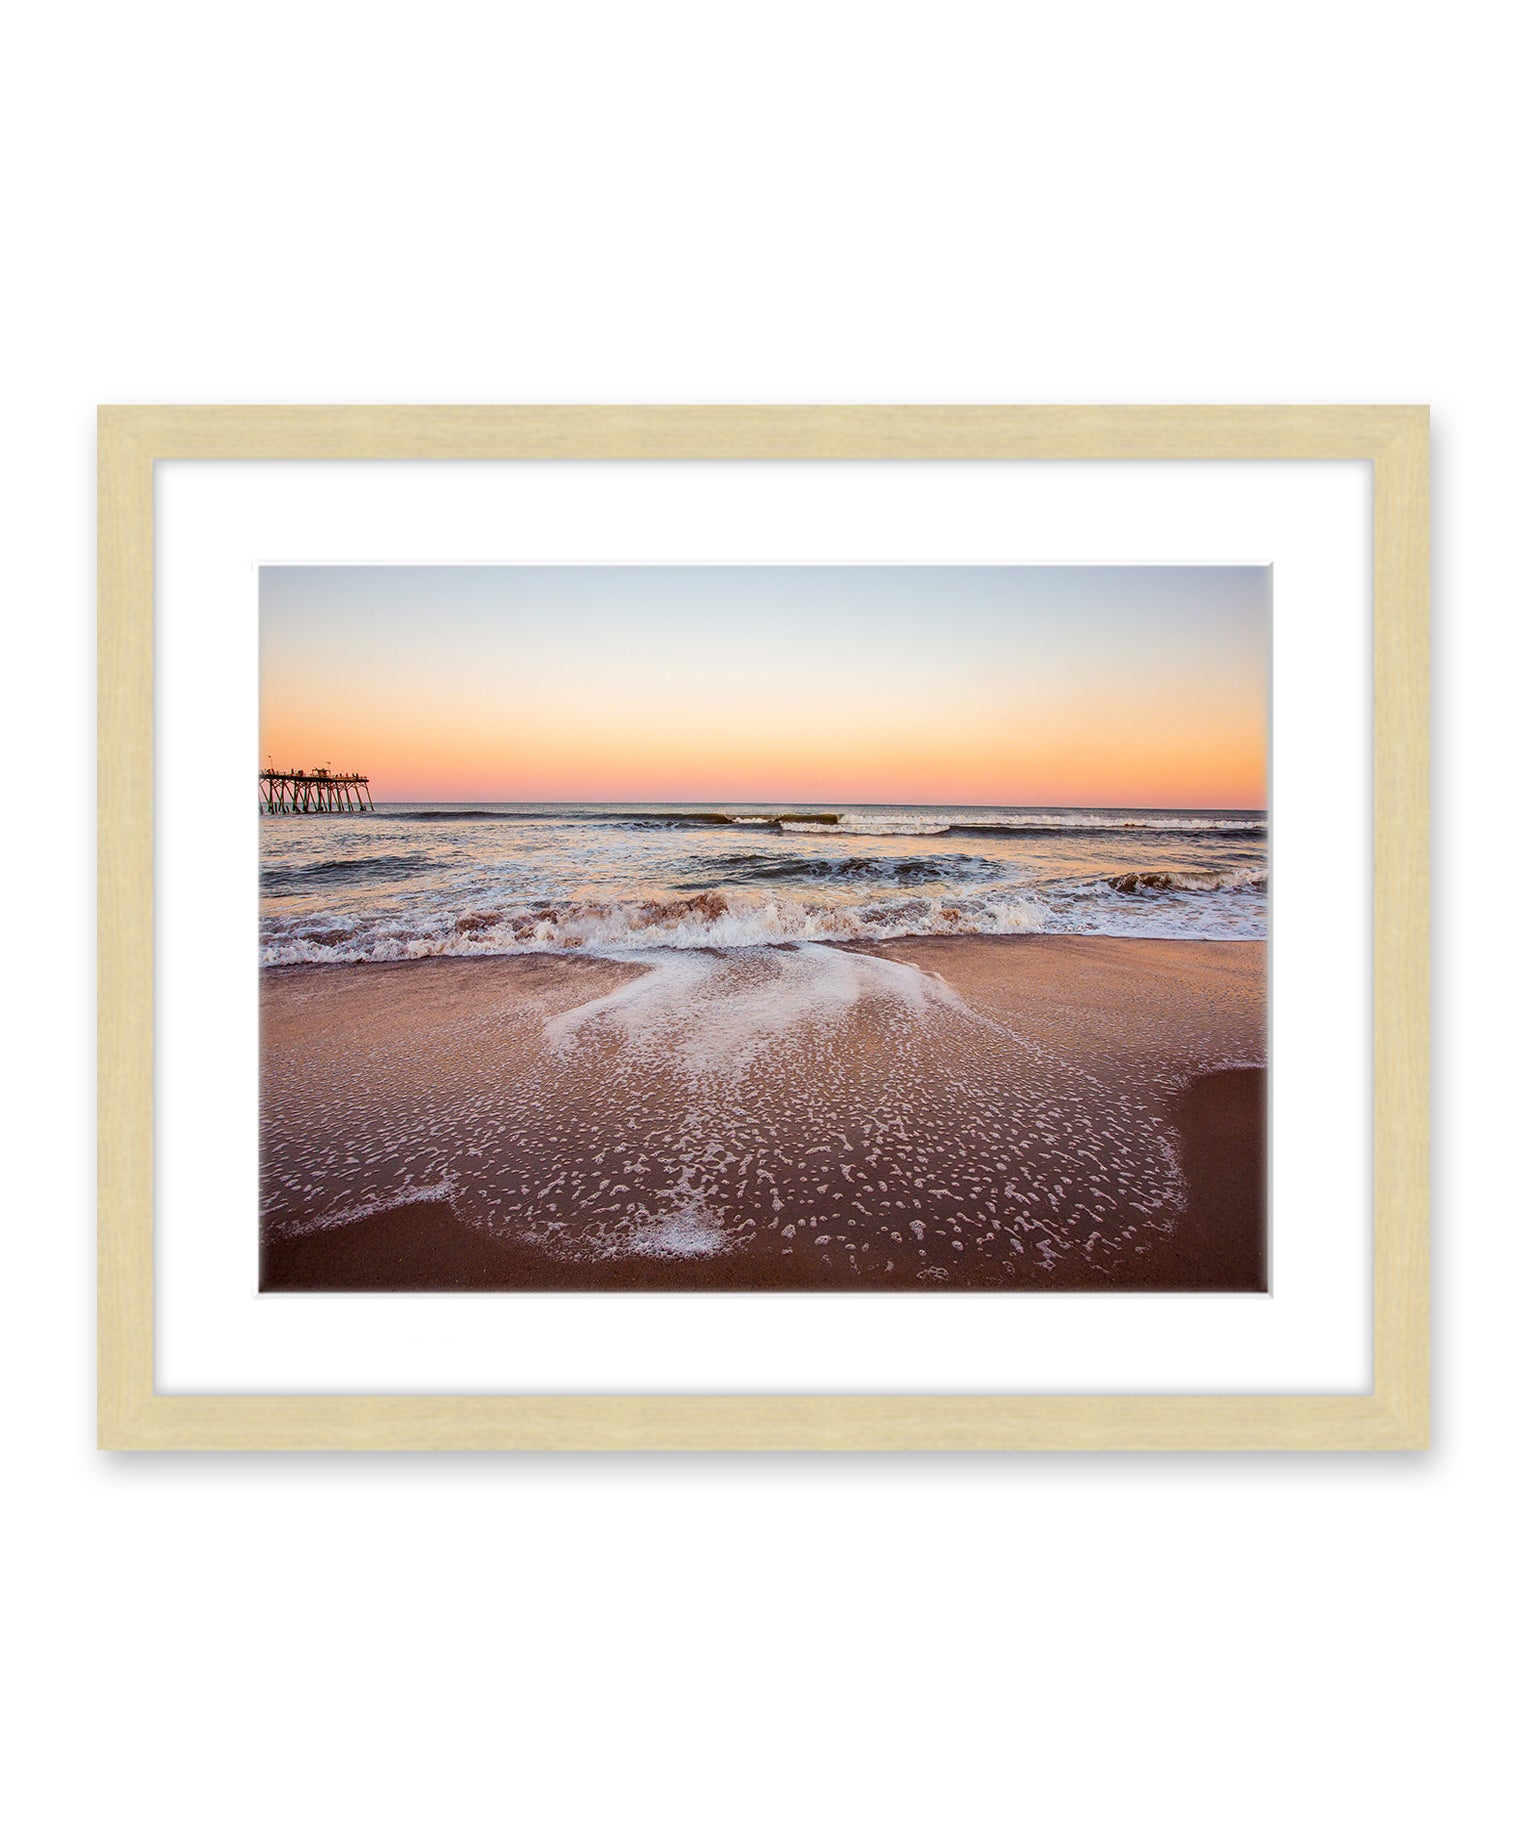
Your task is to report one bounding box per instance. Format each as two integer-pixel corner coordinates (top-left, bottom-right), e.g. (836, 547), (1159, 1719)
(260, 770), (374, 814)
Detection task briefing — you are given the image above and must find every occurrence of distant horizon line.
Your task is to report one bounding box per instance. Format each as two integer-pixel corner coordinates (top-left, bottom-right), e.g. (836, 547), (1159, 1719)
(354, 796), (1268, 814)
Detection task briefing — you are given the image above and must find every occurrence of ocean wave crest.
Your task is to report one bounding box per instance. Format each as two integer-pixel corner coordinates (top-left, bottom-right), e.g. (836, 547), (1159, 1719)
(260, 887), (1052, 965)
(619, 810), (842, 831)
(261, 851), (435, 892)
(947, 817), (1265, 839)
(780, 813), (1266, 839)
(322, 803), (1265, 839)
(391, 808), (507, 821)
(781, 818), (950, 836)
(1100, 869), (1268, 896)
(682, 850), (1001, 888)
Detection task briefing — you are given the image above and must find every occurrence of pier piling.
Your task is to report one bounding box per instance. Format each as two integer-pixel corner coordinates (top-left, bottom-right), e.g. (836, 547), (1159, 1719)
(259, 768), (374, 814)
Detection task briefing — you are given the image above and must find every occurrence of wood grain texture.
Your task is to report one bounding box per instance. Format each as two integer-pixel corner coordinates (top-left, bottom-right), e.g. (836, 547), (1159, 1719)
(97, 410), (156, 1448)
(96, 405), (1430, 1451)
(103, 1391), (1423, 1452)
(100, 402), (1418, 461)
(1371, 410), (1432, 1447)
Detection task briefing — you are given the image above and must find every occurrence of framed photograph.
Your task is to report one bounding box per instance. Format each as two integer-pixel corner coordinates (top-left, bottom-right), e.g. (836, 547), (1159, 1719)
(98, 405), (1428, 1449)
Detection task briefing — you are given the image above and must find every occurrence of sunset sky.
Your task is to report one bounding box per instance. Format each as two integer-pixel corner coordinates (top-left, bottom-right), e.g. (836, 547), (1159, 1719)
(259, 564), (1269, 808)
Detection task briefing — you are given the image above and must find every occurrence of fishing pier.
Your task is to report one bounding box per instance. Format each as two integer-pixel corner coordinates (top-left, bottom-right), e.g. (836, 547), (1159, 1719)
(260, 768), (375, 814)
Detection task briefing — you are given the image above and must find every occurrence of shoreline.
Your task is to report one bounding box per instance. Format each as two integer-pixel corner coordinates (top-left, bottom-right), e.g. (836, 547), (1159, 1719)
(260, 922), (1266, 975)
(260, 934), (1267, 1294)
(259, 925), (1261, 968)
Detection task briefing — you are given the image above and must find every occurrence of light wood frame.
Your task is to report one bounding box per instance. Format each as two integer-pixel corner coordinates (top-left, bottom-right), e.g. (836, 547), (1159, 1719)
(98, 405), (1429, 1450)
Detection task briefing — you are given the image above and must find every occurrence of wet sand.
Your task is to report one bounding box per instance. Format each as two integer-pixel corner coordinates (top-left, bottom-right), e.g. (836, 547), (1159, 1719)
(260, 936), (1266, 1293)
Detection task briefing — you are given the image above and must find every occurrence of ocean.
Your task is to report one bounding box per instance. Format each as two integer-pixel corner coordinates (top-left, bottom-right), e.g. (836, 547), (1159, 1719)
(259, 802), (1267, 966)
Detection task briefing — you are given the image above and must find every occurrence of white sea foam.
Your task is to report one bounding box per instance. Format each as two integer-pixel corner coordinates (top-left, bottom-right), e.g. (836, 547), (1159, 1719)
(618, 1202), (731, 1258)
(261, 887), (1053, 966)
(283, 1177), (457, 1236)
(543, 942), (966, 1072)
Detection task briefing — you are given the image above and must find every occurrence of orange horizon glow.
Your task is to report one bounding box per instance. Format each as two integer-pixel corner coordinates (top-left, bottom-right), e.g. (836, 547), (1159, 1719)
(260, 565), (1270, 811)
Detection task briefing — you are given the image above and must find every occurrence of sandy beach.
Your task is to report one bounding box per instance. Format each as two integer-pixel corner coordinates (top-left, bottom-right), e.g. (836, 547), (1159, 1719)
(260, 935), (1265, 1292)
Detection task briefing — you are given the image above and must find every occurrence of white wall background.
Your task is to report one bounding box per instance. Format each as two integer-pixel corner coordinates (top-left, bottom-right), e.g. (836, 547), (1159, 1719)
(4, 5), (1530, 1843)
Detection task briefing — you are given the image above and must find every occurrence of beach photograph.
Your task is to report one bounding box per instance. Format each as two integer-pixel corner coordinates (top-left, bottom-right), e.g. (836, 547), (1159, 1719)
(259, 563), (1269, 1292)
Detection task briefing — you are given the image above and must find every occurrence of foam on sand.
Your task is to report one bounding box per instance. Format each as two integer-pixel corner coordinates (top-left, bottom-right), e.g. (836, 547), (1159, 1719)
(260, 937), (1266, 1289)
(543, 942), (966, 1073)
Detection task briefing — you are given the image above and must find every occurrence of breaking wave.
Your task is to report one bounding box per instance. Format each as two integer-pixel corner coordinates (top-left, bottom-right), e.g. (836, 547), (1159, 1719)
(261, 886), (1052, 966)
(621, 811), (841, 831)
(1099, 869), (1268, 896)
(947, 817), (1263, 839)
(681, 850), (1001, 888)
(783, 813), (1265, 839)
(635, 809), (1266, 838)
